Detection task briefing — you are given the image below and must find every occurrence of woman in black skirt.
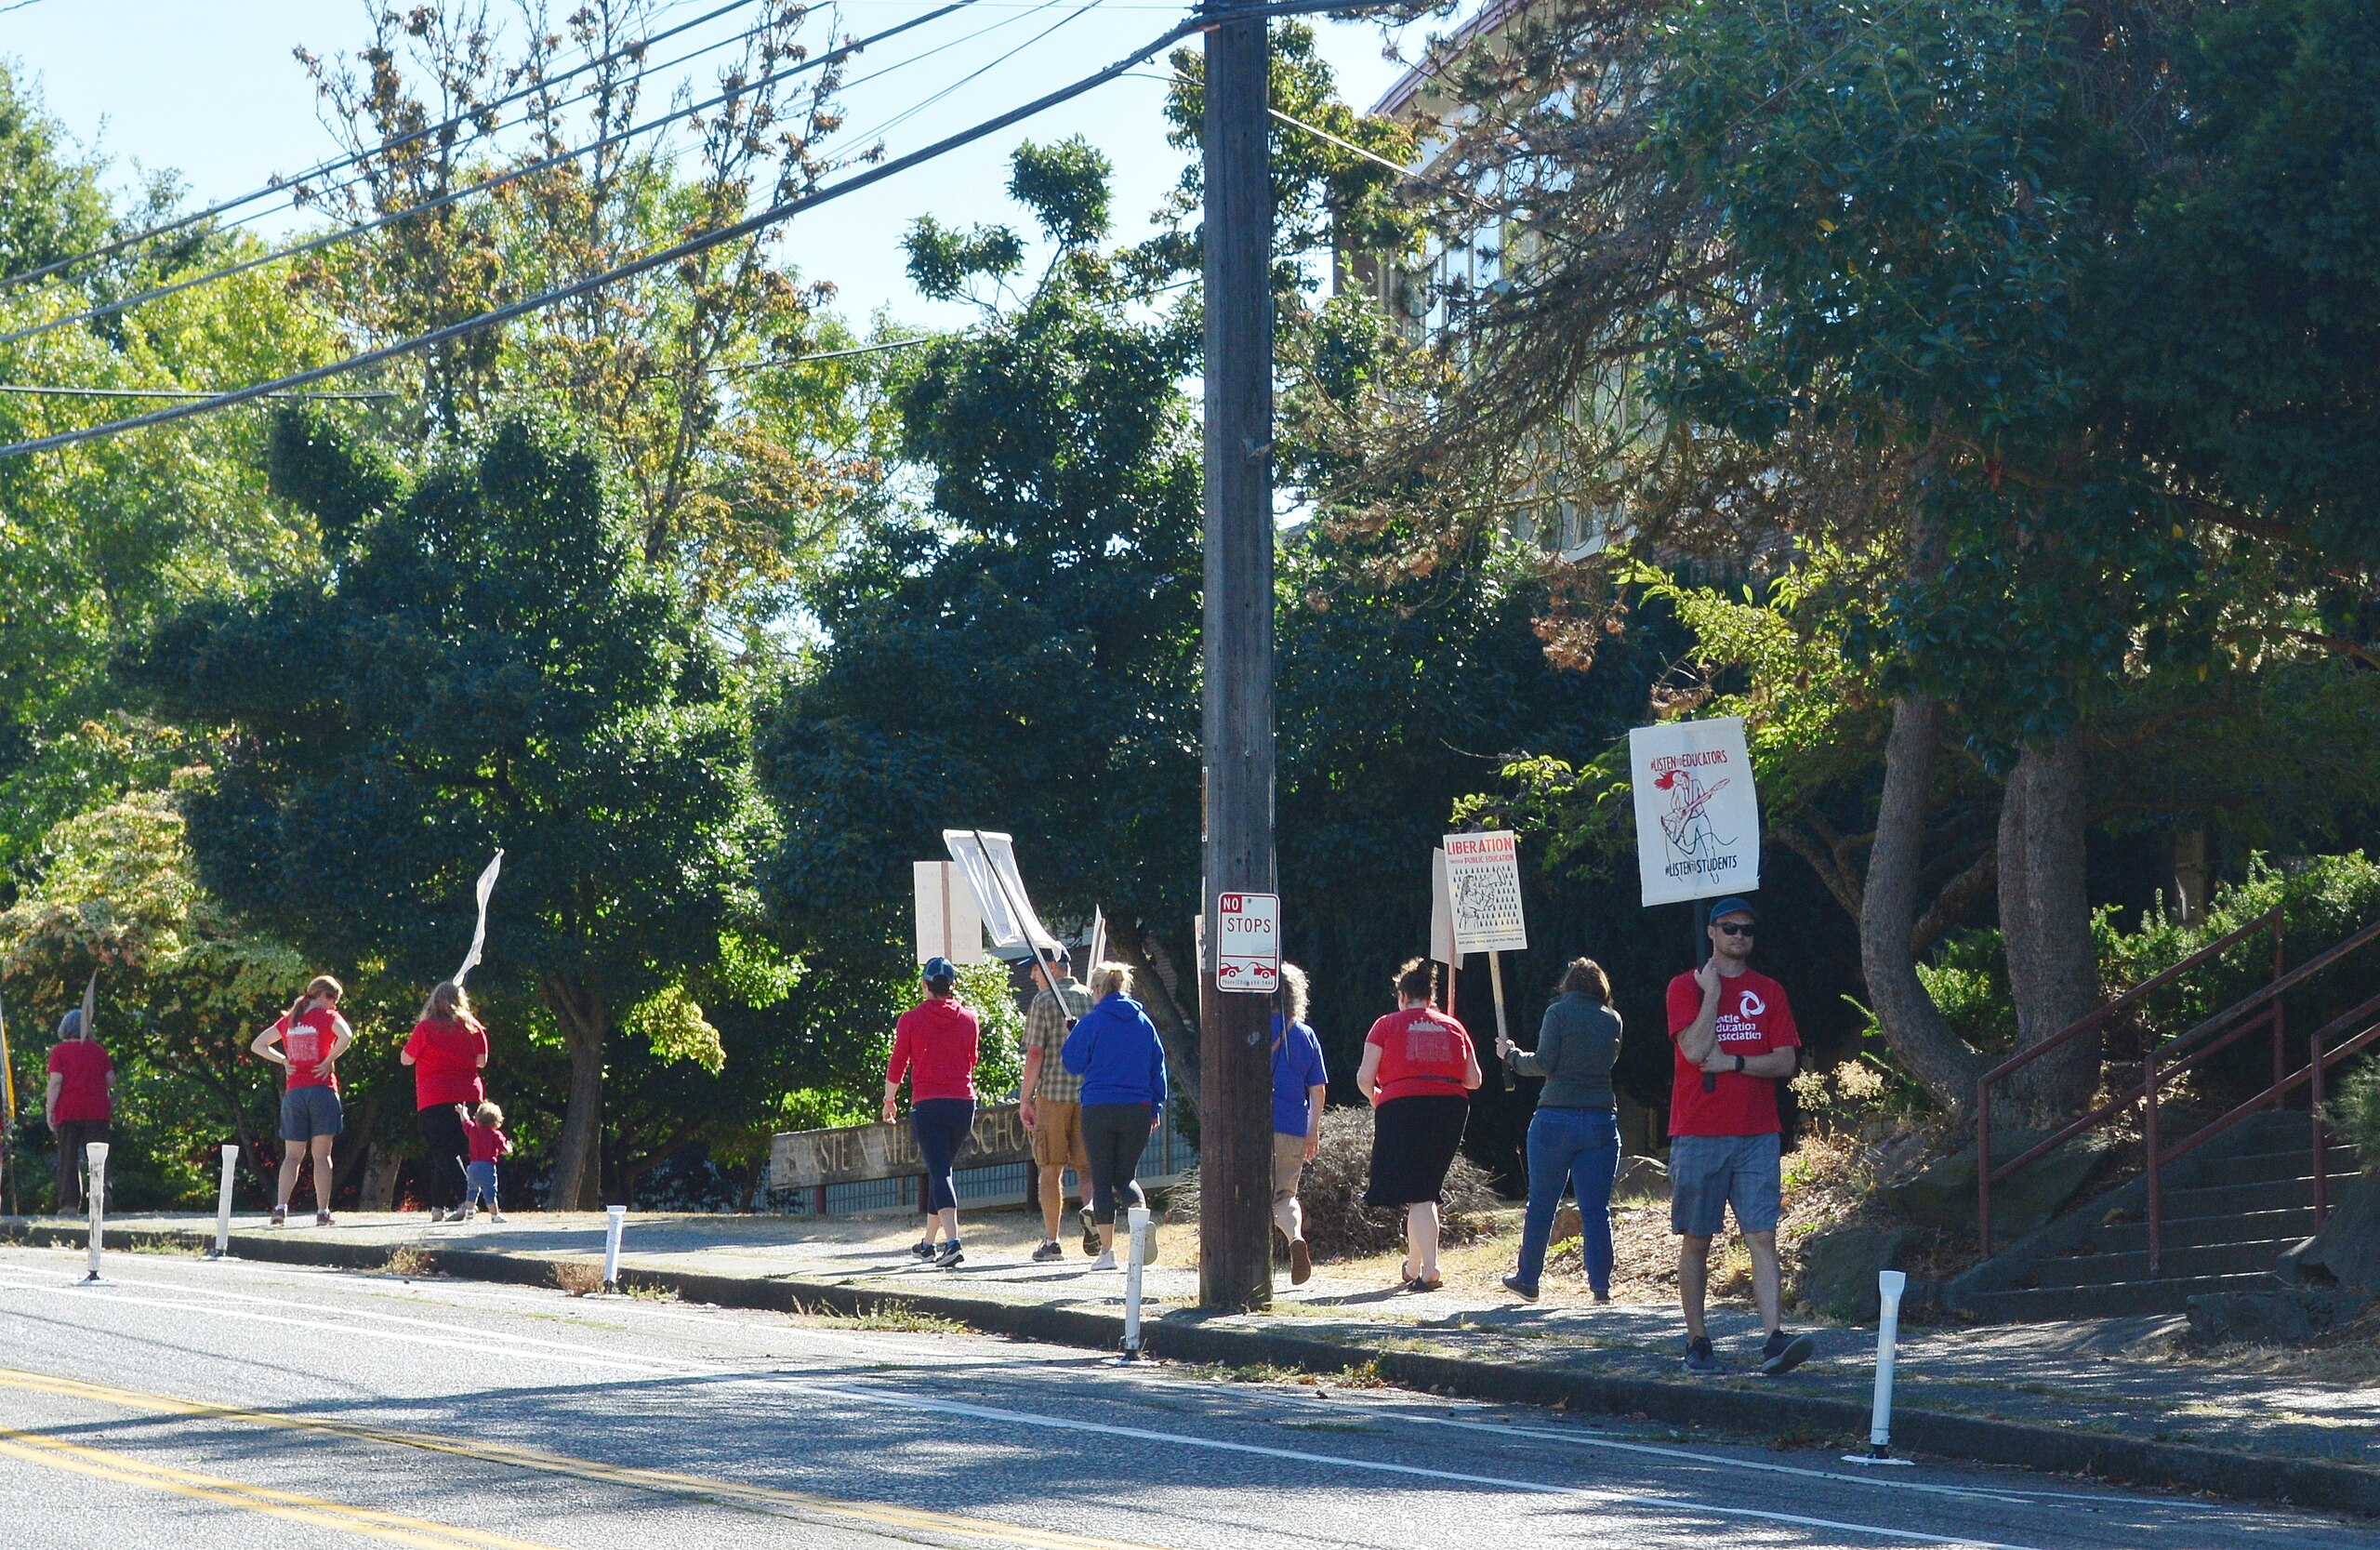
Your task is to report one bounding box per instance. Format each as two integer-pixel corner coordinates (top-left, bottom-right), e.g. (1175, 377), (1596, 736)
(1356, 959), (1484, 1292)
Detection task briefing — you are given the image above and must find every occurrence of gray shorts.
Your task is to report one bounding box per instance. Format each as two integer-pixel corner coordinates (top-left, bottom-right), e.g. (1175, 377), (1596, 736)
(1669, 1132), (1781, 1237)
(280, 1085), (344, 1142)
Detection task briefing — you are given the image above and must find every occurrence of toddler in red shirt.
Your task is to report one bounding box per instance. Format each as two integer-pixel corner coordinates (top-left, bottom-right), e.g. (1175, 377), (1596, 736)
(456, 1101), (513, 1223)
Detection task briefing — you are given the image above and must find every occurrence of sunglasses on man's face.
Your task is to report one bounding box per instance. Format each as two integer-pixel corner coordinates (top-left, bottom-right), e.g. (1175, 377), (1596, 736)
(1714, 921), (1755, 937)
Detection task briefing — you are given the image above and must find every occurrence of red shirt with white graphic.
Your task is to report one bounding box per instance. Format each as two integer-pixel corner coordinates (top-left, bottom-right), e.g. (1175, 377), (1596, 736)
(1364, 1007), (1475, 1104)
(1665, 967), (1799, 1137)
(279, 1007), (347, 1092)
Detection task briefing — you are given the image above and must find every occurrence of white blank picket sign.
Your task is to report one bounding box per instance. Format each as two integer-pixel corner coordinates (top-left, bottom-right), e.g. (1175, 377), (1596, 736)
(212, 1145), (238, 1258)
(602, 1204), (627, 1288)
(912, 860), (986, 965)
(82, 1141), (109, 1283)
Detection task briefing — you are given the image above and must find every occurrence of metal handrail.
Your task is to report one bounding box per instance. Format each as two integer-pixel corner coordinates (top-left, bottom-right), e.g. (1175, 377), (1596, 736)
(1977, 907), (2380, 1277)
(1977, 907), (2284, 1260)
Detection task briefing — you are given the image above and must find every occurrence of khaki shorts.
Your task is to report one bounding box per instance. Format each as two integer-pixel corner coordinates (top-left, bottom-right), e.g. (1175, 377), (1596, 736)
(1272, 1131), (1309, 1204)
(1032, 1097), (1091, 1175)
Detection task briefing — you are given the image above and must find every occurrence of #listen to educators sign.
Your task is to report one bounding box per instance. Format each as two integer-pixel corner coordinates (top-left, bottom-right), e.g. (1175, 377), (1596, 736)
(1628, 717), (1761, 907)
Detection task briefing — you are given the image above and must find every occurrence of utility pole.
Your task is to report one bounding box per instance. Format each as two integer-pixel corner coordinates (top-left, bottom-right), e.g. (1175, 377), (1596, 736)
(1197, 0), (1275, 1313)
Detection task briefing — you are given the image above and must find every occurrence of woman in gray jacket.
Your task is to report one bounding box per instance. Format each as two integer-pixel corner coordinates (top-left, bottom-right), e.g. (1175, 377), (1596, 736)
(1501, 958), (1623, 1302)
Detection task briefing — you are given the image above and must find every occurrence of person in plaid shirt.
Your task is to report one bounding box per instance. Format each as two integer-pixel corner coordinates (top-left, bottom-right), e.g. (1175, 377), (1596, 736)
(1020, 949), (1096, 1261)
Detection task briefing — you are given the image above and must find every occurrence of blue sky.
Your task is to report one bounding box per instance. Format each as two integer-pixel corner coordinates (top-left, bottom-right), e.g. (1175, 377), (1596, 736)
(1, 0), (1442, 332)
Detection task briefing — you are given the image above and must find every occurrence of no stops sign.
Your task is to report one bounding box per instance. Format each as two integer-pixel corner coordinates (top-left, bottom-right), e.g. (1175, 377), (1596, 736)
(1214, 891), (1280, 995)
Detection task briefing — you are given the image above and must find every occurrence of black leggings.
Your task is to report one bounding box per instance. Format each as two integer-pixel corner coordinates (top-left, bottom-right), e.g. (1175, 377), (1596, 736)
(912, 1097), (975, 1213)
(1081, 1103), (1154, 1225)
(417, 1104), (470, 1210)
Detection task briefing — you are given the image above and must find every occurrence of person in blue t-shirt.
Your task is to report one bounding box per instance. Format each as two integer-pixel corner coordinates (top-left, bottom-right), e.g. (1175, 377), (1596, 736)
(1270, 962), (1329, 1286)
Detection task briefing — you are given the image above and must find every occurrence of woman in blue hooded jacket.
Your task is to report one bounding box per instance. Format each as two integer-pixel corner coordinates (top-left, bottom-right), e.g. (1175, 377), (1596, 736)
(1061, 962), (1168, 1269)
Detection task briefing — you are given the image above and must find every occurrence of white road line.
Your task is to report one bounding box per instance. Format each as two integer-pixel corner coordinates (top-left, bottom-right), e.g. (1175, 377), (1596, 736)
(803, 1384), (2048, 1550)
(0, 1276), (2046, 1550)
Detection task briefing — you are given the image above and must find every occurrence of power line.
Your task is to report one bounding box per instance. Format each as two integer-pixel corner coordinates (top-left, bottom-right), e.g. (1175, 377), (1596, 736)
(0, 8), (1246, 459)
(0, 0), (984, 353)
(0, 384), (393, 400)
(0, 0), (1407, 459)
(714, 336), (931, 373)
(0, 0), (770, 293)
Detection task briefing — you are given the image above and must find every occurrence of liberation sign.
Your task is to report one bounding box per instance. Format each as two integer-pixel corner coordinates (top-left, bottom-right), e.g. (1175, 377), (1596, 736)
(1442, 830), (1527, 954)
(1628, 716), (1762, 906)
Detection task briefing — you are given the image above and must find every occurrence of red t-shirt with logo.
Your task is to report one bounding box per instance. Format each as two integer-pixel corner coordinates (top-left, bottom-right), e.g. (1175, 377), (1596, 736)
(46, 1040), (113, 1122)
(404, 1017), (489, 1109)
(278, 1007), (346, 1092)
(1364, 1007), (1475, 1103)
(1665, 967), (1800, 1136)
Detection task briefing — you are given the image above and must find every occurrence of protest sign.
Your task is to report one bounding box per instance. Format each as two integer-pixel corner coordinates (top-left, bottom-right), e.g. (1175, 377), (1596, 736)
(1442, 830), (1527, 954)
(1629, 718), (1761, 906)
(912, 860), (986, 964)
(942, 829), (1060, 954)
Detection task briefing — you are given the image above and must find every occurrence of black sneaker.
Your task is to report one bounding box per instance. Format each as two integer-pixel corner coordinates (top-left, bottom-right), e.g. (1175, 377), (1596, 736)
(1758, 1330), (1816, 1376)
(911, 1239), (935, 1261)
(933, 1241), (964, 1269)
(1501, 1274), (1539, 1303)
(1684, 1335), (1721, 1373)
(1031, 1239), (1064, 1263)
(1078, 1206), (1100, 1257)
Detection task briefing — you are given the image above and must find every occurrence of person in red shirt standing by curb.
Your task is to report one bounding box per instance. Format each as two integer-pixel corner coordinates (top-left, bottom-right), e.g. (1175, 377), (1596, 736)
(403, 981), (490, 1223)
(1357, 959), (1485, 1292)
(1665, 896), (1813, 1376)
(45, 1008), (113, 1215)
(251, 975), (353, 1226)
(884, 956), (980, 1268)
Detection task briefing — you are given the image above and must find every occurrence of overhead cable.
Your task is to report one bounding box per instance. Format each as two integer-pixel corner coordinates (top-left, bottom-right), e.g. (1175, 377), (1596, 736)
(0, 0), (768, 293)
(0, 0), (982, 353)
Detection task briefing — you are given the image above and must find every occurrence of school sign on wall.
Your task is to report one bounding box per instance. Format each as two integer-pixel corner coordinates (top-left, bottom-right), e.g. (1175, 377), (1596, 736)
(1628, 716), (1762, 907)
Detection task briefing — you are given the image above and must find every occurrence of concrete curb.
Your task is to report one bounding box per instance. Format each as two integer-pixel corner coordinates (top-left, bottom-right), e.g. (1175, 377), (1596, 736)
(8, 1217), (2373, 1521)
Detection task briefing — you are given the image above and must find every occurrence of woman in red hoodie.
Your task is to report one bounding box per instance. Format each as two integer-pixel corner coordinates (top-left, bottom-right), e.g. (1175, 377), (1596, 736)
(883, 955), (980, 1268)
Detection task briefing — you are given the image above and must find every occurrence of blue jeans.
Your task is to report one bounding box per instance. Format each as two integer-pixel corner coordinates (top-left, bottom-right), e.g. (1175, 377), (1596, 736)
(1515, 1107), (1620, 1293)
(464, 1160), (499, 1211)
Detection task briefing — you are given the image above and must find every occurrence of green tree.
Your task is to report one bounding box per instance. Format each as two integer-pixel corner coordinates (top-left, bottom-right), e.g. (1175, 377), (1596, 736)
(128, 408), (779, 1208)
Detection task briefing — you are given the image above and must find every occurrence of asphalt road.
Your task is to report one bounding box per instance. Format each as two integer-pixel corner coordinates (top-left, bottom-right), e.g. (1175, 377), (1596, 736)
(0, 1241), (2365, 1550)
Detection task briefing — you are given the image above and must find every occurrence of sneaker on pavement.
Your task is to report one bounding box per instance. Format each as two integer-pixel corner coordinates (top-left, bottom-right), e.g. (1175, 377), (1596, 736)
(430, 1207), (447, 1224)
(1758, 1330), (1816, 1376)
(1031, 1239), (1064, 1263)
(1684, 1336), (1721, 1373)
(911, 1239), (936, 1261)
(1089, 1250), (1117, 1271)
(315, 1211), (334, 1227)
(270, 1205), (287, 1226)
(489, 1211), (507, 1224)
(933, 1241), (965, 1268)
(1289, 1238), (1312, 1287)
(1078, 1206), (1100, 1257)
(1501, 1273), (1538, 1303)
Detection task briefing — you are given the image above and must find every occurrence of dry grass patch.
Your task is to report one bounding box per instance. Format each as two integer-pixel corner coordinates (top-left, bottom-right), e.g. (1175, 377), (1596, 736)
(383, 1246), (433, 1278)
(549, 1260), (605, 1297)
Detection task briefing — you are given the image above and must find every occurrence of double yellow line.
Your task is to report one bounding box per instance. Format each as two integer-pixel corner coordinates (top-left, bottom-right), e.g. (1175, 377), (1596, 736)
(0, 1367), (1163, 1549)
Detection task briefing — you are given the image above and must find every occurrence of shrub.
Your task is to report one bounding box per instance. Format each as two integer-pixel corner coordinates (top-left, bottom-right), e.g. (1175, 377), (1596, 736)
(2328, 1061), (2380, 1172)
(1170, 1106), (1501, 1261)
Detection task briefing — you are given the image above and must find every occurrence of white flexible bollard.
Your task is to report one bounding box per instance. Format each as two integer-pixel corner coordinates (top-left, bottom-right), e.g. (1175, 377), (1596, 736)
(211, 1145), (238, 1259)
(1118, 1204), (1150, 1361)
(1844, 1268), (1915, 1465)
(602, 1203), (626, 1290)
(81, 1142), (109, 1284)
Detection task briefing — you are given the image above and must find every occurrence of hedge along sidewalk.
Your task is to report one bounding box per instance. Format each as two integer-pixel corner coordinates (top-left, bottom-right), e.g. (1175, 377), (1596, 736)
(5, 1211), (2373, 1523)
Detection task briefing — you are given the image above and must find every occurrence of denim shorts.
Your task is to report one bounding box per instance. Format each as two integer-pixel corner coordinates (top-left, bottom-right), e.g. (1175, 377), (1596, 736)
(1668, 1131), (1781, 1237)
(280, 1085), (344, 1141)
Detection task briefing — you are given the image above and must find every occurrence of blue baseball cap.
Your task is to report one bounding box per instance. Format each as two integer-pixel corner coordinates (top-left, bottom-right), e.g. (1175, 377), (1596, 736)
(923, 956), (959, 980)
(1705, 896), (1759, 923)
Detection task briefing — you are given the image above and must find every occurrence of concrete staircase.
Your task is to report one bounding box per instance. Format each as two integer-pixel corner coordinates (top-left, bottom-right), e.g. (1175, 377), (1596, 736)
(1950, 1111), (2351, 1322)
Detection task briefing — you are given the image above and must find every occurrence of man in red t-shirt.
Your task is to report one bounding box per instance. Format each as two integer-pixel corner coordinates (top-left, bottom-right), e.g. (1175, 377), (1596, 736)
(1664, 896), (1811, 1376)
(45, 1009), (114, 1214)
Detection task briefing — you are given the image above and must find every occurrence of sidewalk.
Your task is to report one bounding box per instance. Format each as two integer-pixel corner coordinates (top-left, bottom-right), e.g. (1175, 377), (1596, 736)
(14, 1204), (2376, 1517)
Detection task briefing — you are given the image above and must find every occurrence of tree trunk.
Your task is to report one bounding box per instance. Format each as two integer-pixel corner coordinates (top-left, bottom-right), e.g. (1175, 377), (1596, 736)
(1103, 913), (1201, 1110)
(542, 977), (611, 1210)
(1859, 696), (1985, 1113)
(356, 1143), (403, 1212)
(1997, 735), (2101, 1120)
